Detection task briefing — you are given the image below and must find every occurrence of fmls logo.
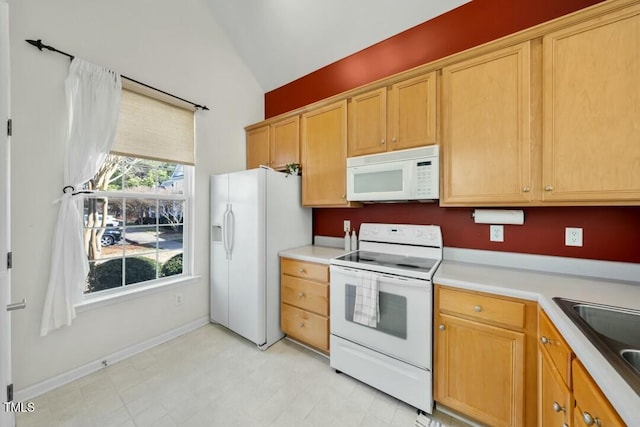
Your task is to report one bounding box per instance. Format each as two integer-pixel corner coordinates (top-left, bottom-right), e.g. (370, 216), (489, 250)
(3, 401), (35, 413)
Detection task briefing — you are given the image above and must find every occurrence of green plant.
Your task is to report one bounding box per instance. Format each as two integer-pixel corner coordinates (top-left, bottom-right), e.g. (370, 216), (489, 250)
(284, 162), (301, 176)
(87, 257), (158, 293)
(161, 253), (183, 277)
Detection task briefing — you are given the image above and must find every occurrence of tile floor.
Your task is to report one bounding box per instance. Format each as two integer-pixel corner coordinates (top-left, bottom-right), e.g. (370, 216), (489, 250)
(17, 324), (472, 427)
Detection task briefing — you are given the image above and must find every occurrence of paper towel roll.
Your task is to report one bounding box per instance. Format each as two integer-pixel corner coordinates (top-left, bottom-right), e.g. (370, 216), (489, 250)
(473, 209), (524, 225)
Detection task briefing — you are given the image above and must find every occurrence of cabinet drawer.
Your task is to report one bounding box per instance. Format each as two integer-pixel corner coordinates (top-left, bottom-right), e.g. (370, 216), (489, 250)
(439, 287), (525, 329)
(539, 308), (572, 386)
(281, 275), (329, 316)
(281, 258), (329, 283)
(281, 303), (329, 352)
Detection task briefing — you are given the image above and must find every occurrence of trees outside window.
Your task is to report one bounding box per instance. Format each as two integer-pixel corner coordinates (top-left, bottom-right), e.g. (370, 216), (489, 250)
(83, 155), (190, 294)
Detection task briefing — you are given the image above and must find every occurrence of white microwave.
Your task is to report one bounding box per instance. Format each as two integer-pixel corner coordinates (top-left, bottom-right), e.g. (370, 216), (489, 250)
(346, 146), (439, 202)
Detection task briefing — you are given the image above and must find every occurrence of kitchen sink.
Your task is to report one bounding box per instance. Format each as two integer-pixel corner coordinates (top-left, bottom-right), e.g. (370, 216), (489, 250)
(621, 350), (640, 373)
(572, 303), (640, 348)
(553, 297), (640, 395)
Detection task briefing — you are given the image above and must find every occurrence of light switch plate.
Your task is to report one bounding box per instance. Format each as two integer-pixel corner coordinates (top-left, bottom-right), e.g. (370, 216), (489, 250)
(490, 225), (504, 242)
(343, 220), (351, 233)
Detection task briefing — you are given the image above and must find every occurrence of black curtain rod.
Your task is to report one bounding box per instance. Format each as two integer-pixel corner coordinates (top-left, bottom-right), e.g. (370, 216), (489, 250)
(25, 39), (210, 111)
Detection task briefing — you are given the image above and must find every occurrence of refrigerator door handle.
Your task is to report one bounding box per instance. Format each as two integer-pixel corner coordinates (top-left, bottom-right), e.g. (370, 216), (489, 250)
(223, 204), (231, 259)
(227, 206), (235, 260)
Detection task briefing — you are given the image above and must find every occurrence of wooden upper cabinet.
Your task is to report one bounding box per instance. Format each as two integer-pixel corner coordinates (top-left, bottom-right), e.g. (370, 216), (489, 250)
(270, 116), (299, 170)
(348, 88), (387, 157)
(388, 72), (437, 151)
(348, 72), (437, 157)
(441, 42), (532, 206)
(246, 125), (270, 170)
(301, 100), (356, 207)
(246, 116), (300, 171)
(542, 5), (640, 202)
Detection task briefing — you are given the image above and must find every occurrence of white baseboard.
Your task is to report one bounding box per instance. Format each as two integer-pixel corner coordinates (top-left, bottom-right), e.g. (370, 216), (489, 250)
(14, 316), (210, 402)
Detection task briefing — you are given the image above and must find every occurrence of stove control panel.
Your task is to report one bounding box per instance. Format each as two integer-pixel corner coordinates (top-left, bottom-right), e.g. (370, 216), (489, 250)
(359, 223), (442, 248)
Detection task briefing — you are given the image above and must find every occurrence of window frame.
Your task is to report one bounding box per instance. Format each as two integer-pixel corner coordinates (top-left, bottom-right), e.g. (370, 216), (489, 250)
(79, 161), (194, 302)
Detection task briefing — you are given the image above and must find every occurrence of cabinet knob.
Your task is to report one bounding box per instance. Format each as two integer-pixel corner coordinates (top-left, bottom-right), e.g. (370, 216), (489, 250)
(391, 137), (397, 143)
(439, 324), (445, 331)
(581, 411), (600, 426)
(298, 292), (305, 298)
(342, 194), (346, 199)
(552, 402), (565, 413)
(380, 139), (385, 145)
(522, 186), (530, 193)
(473, 305), (482, 312)
(299, 322), (305, 328)
(298, 268), (306, 273)
(540, 336), (551, 345)
(545, 186), (554, 191)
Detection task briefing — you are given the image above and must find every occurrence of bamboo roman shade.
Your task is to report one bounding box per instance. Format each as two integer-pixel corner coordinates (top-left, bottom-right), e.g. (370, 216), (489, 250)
(112, 87), (195, 165)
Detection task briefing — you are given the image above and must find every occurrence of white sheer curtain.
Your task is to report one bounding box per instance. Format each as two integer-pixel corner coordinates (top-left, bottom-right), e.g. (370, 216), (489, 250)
(41, 59), (121, 336)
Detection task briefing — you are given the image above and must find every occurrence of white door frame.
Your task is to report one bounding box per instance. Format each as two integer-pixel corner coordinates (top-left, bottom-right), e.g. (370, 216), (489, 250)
(0, 2), (13, 426)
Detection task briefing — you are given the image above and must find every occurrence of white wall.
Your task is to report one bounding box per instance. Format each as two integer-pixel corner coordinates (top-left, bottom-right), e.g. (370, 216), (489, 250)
(8, 0), (263, 389)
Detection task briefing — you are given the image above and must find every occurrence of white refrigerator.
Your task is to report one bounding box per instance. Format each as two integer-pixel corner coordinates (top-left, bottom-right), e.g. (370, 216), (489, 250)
(210, 167), (312, 349)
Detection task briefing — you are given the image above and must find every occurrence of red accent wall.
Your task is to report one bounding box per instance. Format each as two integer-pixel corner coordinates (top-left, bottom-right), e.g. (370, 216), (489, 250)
(265, 0), (603, 118)
(314, 205), (640, 263)
(264, 0), (640, 264)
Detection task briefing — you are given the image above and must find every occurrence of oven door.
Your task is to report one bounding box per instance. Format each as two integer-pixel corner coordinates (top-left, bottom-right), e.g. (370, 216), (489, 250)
(330, 265), (432, 369)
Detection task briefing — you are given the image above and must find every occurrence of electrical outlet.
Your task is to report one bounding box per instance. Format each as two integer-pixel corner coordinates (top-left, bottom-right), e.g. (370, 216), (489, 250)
(175, 293), (183, 306)
(344, 220), (351, 233)
(490, 225), (504, 242)
(565, 227), (583, 247)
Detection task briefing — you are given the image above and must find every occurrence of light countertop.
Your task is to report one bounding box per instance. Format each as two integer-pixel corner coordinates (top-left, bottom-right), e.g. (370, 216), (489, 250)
(435, 259), (640, 426)
(278, 245), (351, 264)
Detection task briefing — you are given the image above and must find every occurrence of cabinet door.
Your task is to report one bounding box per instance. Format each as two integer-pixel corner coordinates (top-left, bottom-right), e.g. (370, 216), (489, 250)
(246, 125), (270, 169)
(348, 88), (387, 157)
(542, 6), (640, 202)
(301, 100), (350, 206)
(388, 72), (437, 151)
(539, 347), (572, 427)
(441, 42), (532, 205)
(435, 313), (525, 427)
(270, 116), (299, 170)
(572, 359), (625, 427)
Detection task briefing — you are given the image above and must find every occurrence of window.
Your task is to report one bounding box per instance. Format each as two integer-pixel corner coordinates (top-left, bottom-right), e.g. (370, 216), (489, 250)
(82, 84), (195, 296)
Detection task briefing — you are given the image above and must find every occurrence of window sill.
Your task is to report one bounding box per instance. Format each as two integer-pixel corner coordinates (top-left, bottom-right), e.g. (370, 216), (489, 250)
(75, 275), (202, 313)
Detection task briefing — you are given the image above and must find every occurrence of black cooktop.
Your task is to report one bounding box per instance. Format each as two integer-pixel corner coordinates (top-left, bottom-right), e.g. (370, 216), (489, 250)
(334, 250), (438, 273)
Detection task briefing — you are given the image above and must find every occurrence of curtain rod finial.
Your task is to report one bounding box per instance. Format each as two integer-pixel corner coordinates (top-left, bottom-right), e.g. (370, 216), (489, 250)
(26, 39), (44, 51)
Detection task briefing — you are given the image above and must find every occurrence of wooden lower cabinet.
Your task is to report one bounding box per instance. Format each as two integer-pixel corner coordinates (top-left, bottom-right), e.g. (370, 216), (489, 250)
(538, 309), (625, 427)
(539, 347), (572, 427)
(572, 359), (625, 427)
(434, 285), (538, 427)
(280, 257), (330, 353)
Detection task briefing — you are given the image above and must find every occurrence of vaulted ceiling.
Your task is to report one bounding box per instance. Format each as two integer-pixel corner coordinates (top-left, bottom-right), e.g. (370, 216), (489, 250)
(206, 0), (470, 92)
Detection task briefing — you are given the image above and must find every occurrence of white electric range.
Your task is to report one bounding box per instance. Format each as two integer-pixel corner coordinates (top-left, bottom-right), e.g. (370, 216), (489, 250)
(329, 223), (443, 414)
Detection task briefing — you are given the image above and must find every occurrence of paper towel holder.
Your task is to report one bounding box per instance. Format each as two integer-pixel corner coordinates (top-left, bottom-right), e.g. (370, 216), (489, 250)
(472, 209), (525, 225)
